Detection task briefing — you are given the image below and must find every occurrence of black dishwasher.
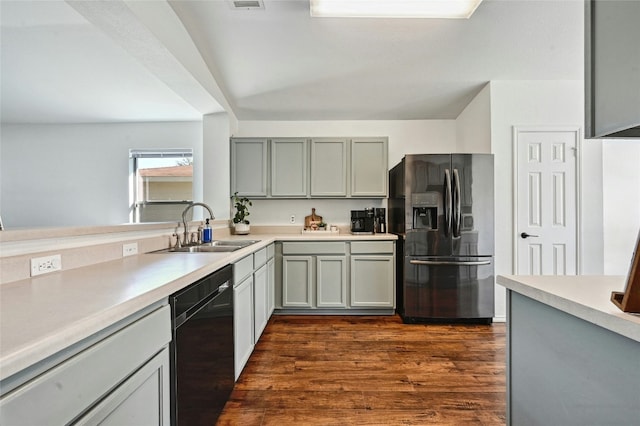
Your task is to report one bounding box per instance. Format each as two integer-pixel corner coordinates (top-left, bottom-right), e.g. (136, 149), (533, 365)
(169, 265), (234, 425)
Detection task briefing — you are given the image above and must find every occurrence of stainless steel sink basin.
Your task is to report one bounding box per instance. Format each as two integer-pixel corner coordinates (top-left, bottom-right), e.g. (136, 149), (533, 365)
(154, 240), (260, 254)
(172, 245), (241, 253)
(204, 240), (259, 248)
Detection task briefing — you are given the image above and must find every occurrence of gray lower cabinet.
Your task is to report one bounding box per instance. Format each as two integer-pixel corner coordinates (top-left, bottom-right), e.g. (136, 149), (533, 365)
(316, 256), (348, 307)
(278, 240), (395, 312)
(282, 255), (314, 307)
(0, 304), (171, 426)
(267, 244), (276, 316)
(350, 255), (395, 307)
(253, 260), (269, 342)
(281, 242), (347, 309)
(75, 347), (169, 425)
(233, 274), (253, 380)
(233, 254), (254, 380)
(233, 245), (275, 380)
(350, 241), (395, 308)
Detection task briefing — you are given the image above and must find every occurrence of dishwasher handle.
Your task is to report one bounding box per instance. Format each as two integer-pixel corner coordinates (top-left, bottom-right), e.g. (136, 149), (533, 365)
(175, 280), (231, 328)
(410, 259), (492, 266)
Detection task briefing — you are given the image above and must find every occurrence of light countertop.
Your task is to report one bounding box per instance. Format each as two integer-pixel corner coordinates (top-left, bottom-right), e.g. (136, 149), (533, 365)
(497, 275), (640, 343)
(0, 233), (396, 381)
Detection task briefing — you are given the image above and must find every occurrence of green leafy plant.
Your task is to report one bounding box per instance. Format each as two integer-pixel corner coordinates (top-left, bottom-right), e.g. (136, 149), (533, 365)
(232, 192), (252, 224)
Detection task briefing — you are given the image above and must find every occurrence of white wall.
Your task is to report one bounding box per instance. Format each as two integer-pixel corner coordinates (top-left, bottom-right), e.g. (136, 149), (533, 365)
(235, 119), (457, 168)
(489, 80), (603, 320)
(456, 83), (492, 153)
(602, 139), (640, 275)
(0, 121), (202, 228)
(203, 112), (233, 221)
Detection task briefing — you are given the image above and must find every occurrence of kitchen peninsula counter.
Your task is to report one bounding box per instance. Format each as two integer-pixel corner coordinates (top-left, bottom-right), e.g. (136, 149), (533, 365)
(497, 274), (640, 425)
(0, 232), (397, 383)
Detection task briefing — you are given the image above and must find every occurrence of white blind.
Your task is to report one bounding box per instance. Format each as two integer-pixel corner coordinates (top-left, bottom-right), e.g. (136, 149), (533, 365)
(129, 148), (193, 158)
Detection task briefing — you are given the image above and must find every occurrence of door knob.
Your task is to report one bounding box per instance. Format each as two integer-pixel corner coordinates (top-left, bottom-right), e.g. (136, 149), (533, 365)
(520, 232), (539, 239)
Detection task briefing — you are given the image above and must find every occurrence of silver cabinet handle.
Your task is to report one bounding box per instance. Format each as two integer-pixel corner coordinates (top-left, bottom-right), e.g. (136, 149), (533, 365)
(410, 260), (491, 266)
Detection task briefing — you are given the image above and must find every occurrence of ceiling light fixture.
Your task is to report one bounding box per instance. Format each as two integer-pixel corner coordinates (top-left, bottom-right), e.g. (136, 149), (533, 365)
(310, 0), (483, 19)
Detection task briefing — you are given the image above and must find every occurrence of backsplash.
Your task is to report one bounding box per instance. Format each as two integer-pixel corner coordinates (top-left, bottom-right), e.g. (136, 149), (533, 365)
(247, 198), (386, 227)
(0, 222), (230, 284)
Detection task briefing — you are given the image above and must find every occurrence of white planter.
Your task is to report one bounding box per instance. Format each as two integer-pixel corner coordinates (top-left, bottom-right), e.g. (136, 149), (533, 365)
(234, 222), (250, 235)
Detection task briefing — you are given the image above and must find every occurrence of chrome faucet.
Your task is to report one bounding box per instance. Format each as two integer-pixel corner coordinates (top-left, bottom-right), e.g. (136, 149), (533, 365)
(181, 202), (215, 246)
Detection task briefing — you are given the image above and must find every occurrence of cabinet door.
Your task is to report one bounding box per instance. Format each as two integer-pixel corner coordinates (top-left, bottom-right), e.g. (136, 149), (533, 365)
(271, 138), (308, 197)
(282, 256), (313, 307)
(231, 138), (268, 197)
(310, 138), (348, 197)
(350, 137), (388, 197)
(350, 255), (395, 307)
(75, 347), (170, 426)
(267, 257), (275, 316)
(316, 256), (347, 308)
(253, 263), (269, 343)
(0, 306), (170, 426)
(234, 276), (254, 380)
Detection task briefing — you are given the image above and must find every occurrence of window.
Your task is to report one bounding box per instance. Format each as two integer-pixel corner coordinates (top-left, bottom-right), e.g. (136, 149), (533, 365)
(130, 149), (193, 223)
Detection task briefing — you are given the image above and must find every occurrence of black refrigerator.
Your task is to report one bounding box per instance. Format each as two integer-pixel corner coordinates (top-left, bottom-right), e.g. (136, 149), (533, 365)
(389, 154), (494, 323)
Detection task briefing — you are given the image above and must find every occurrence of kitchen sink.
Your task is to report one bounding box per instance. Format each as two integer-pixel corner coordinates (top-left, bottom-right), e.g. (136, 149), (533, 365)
(154, 240), (260, 254)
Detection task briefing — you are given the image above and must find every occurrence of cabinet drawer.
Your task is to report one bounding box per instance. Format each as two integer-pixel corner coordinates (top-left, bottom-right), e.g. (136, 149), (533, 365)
(282, 242), (346, 255)
(351, 241), (394, 254)
(0, 305), (171, 426)
(254, 248), (267, 269)
(267, 243), (275, 260)
(234, 254), (254, 285)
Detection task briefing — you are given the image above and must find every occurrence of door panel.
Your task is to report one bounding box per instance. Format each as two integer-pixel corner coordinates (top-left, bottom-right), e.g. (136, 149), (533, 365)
(405, 154), (451, 256)
(516, 129), (578, 275)
(451, 154), (494, 257)
(403, 256), (494, 319)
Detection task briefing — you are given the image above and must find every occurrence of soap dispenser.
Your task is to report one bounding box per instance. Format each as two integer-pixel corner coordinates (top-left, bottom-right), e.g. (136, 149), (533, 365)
(202, 218), (212, 243)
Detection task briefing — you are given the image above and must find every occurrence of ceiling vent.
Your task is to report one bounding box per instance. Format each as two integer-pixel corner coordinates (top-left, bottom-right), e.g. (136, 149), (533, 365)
(229, 0), (264, 10)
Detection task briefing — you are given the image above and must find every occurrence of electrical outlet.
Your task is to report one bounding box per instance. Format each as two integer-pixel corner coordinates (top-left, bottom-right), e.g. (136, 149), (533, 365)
(122, 242), (138, 257)
(30, 254), (62, 277)
(290, 215), (296, 224)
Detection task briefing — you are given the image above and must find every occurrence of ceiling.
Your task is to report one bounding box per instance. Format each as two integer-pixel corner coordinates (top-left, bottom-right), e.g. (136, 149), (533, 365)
(0, 0), (584, 124)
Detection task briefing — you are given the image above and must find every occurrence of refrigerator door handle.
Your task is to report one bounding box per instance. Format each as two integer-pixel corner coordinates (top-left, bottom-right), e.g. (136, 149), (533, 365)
(444, 169), (452, 236)
(452, 168), (461, 238)
(410, 259), (492, 266)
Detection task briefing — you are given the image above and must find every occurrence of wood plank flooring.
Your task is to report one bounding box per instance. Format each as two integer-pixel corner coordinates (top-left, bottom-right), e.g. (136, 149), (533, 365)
(218, 315), (506, 426)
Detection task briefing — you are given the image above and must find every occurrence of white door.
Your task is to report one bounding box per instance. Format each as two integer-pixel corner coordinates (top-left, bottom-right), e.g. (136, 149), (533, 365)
(515, 127), (579, 275)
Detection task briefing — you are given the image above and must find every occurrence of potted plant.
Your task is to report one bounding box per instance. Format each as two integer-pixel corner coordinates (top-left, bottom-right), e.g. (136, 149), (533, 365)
(232, 192), (252, 235)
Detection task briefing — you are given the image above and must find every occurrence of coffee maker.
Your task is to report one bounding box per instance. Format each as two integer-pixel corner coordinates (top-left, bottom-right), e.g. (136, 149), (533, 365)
(350, 209), (375, 234)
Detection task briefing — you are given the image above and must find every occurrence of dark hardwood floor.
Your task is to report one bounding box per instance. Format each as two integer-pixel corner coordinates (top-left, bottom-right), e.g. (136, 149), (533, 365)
(218, 315), (506, 425)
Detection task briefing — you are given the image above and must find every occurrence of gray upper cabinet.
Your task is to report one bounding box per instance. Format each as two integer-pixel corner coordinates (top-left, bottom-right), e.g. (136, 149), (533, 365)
(350, 137), (388, 197)
(231, 138), (268, 197)
(310, 138), (348, 197)
(271, 138), (308, 197)
(230, 136), (388, 198)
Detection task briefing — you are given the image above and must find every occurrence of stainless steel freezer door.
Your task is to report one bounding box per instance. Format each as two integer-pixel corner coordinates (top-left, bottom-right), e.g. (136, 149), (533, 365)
(403, 256), (494, 320)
